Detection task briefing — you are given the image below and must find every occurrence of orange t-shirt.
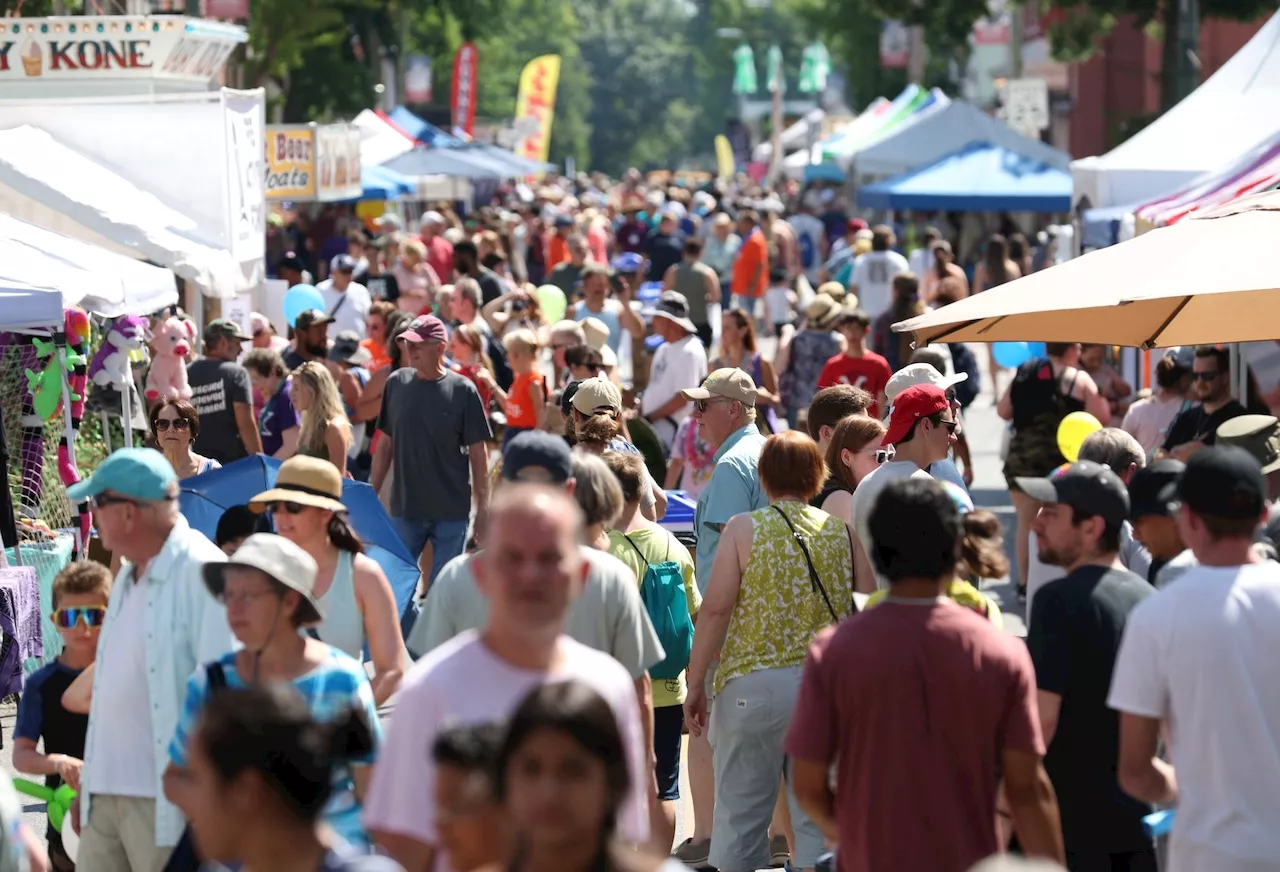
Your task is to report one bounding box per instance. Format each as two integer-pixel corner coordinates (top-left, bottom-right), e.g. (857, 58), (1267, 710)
(360, 339), (391, 371)
(732, 229), (769, 298)
(547, 235), (570, 270)
(506, 371), (545, 428)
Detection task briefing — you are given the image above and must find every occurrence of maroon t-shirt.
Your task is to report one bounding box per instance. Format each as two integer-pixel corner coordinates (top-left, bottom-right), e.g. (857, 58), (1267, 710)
(785, 599), (1044, 872)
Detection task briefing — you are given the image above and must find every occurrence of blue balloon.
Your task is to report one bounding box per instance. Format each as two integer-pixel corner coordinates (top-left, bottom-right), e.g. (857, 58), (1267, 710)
(992, 341), (1033, 369)
(1026, 341), (1047, 359)
(283, 284), (324, 327)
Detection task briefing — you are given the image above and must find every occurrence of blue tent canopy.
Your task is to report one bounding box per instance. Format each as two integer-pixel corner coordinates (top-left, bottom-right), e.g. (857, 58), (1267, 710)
(381, 147), (503, 180)
(360, 164), (415, 200)
(389, 106), (466, 146)
(178, 456), (420, 621)
(857, 141), (1072, 213)
(390, 105), (550, 176)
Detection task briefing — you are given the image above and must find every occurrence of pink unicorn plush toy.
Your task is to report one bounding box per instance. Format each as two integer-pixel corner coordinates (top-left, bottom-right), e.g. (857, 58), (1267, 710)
(145, 315), (196, 400)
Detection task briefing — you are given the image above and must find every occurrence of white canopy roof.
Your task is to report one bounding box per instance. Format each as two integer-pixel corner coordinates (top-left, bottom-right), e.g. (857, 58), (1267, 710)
(0, 214), (178, 317)
(0, 126), (244, 299)
(0, 280), (64, 331)
(852, 100), (1070, 180)
(1072, 12), (1280, 209)
(352, 109), (415, 167)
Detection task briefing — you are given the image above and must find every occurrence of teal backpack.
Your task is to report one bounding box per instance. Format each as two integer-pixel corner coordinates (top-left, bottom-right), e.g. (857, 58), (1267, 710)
(622, 534), (694, 681)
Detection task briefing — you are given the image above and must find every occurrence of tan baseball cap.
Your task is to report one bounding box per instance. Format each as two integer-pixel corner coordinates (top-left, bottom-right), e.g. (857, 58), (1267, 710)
(681, 367), (758, 407)
(571, 376), (623, 415)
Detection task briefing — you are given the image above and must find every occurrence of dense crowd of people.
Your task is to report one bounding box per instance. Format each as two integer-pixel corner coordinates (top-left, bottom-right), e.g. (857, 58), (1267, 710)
(4, 174), (1279, 872)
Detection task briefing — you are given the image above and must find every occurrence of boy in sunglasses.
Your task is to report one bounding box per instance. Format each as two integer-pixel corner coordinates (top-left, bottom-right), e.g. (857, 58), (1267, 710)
(13, 559), (113, 870)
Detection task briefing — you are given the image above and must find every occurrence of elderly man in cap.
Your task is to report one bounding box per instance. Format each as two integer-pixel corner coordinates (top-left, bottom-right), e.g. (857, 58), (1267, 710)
(372, 314), (491, 589)
(641, 292), (709, 451)
(318, 253), (372, 338)
(283, 309), (334, 371)
(71, 448), (234, 869)
(418, 210), (455, 284)
(188, 318), (262, 464)
(1017, 461), (1157, 871)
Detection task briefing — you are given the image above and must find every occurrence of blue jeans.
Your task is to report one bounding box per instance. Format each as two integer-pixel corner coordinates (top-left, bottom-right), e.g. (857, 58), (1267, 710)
(392, 517), (470, 587)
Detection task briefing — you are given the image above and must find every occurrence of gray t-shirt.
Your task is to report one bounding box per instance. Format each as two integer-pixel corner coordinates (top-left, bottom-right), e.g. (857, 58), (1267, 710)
(849, 460), (935, 590)
(187, 358), (253, 464)
(377, 368), (492, 522)
(408, 546), (665, 678)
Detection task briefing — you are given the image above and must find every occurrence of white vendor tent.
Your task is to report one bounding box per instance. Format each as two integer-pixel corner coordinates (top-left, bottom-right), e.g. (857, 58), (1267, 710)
(0, 215), (178, 317)
(1072, 11), (1280, 209)
(352, 109), (416, 167)
(0, 280), (65, 331)
(852, 100), (1071, 181)
(0, 126), (244, 299)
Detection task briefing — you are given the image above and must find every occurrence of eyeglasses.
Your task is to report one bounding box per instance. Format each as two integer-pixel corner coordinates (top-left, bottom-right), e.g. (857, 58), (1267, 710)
(268, 501), (308, 515)
(53, 606), (107, 630)
(153, 418), (190, 432)
(1191, 371), (1221, 382)
(221, 589), (280, 607)
(90, 493), (136, 510)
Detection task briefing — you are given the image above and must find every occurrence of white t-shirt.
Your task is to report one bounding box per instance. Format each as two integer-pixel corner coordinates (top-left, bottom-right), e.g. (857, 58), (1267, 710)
(84, 578), (156, 797)
(907, 246), (935, 279)
(318, 279), (373, 339)
(642, 334), (708, 449)
(789, 213), (826, 284)
(765, 284), (792, 326)
(848, 460), (934, 590)
(849, 250), (910, 319)
(1108, 562), (1280, 872)
(363, 632), (651, 863)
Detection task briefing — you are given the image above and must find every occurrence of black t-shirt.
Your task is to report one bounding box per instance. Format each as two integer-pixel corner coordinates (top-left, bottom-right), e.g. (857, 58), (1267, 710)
(187, 357), (254, 464)
(1027, 565), (1155, 853)
(547, 262), (584, 298)
(16, 662), (87, 855)
(645, 231), (685, 282)
(282, 348), (307, 371)
(1162, 399), (1247, 452)
(473, 266), (508, 306)
(365, 270), (400, 303)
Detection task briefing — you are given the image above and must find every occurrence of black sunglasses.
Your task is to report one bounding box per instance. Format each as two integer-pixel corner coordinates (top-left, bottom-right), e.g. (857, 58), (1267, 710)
(153, 418), (190, 432)
(268, 501), (308, 515)
(1191, 371), (1221, 382)
(935, 418), (959, 433)
(90, 493), (137, 510)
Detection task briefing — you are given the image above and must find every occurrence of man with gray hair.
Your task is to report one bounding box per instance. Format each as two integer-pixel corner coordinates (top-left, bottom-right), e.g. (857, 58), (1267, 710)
(70, 448), (233, 868)
(1027, 428), (1152, 614)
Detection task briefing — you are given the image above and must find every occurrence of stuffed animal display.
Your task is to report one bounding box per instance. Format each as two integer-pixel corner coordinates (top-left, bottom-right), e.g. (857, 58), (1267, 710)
(88, 314), (151, 389)
(60, 307), (92, 553)
(145, 315), (195, 401)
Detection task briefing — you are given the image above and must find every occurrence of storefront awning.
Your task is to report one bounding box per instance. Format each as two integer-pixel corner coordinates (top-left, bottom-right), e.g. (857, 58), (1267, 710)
(0, 126), (244, 299)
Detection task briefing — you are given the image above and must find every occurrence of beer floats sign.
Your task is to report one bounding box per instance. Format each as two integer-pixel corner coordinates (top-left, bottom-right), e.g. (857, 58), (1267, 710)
(0, 17), (245, 85)
(265, 123), (362, 203)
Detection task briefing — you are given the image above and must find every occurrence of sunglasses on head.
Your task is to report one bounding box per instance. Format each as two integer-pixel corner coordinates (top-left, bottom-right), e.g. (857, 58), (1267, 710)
(53, 606), (107, 630)
(153, 418), (190, 432)
(268, 501), (308, 515)
(1191, 370), (1221, 382)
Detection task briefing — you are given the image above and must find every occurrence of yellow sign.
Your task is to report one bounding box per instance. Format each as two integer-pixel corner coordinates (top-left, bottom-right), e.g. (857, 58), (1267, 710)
(714, 135), (735, 180)
(514, 54), (561, 166)
(264, 126), (314, 200)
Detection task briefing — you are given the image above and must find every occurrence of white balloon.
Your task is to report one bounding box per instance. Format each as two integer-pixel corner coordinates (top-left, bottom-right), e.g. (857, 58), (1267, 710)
(60, 820), (79, 864)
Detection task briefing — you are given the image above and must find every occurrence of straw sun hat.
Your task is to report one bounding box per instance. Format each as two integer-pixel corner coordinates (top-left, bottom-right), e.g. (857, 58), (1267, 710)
(248, 456), (347, 514)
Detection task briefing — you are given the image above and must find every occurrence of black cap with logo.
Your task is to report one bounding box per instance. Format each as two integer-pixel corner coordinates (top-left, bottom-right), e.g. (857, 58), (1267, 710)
(1015, 460), (1130, 526)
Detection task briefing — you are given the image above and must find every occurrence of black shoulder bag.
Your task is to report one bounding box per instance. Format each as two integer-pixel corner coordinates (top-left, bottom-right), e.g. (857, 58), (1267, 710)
(771, 505), (857, 624)
(161, 663), (227, 872)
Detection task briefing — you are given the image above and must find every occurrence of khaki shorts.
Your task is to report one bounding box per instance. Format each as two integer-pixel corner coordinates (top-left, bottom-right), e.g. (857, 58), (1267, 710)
(77, 795), (174, 872)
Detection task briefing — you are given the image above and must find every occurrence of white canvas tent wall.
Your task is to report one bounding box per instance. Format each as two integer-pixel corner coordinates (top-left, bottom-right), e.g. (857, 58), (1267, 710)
(852, 100), (1071, 181)
(0, 126), (243, 299)
(0, 281), (65, 331)
(754, 108), (826, 161)
(0, 215), (178, 317)
(1072, 12), (1280, 209)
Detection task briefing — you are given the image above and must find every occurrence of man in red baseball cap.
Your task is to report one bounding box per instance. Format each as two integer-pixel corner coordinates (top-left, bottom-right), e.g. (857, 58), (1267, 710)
(849, 384), (960, 588)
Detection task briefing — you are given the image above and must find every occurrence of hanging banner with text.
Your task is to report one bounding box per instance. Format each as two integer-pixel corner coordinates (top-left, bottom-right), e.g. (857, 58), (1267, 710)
(514, 53), (560, 166)
(264, 126), (315, 200)
(452, 42), (478, 138)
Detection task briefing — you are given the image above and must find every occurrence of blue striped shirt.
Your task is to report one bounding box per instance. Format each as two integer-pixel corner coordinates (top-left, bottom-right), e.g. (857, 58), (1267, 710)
(168, 647), (382, 848)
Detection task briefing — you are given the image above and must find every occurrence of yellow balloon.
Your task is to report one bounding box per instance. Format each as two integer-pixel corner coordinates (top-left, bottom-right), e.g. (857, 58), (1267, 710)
(1057, 411), (1103, 463)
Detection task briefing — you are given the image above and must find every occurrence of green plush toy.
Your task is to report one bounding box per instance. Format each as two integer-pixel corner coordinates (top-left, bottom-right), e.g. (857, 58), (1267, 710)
(25, 337), (86, 422)
(12, 778), (76, 832)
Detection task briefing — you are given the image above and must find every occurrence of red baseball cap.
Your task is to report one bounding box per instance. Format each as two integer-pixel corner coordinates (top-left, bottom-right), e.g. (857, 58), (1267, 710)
(847, 218), (869, 233)
(884, 384), (949, 446)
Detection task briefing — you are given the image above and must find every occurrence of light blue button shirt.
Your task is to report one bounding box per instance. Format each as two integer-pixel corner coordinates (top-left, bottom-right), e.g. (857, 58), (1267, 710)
(80, 515), (235, 847)
(694, 423), (768, 591)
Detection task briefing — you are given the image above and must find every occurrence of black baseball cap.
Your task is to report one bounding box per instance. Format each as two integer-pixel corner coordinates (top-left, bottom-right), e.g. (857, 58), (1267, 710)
(502, 430), (573, 485)
(1176, 445), (1266, 520)
(278, 252), (306, 273)
(560, 380), (583, 418)
(1015, 460), (1130, 526)
(1128, 458), (1185, 520)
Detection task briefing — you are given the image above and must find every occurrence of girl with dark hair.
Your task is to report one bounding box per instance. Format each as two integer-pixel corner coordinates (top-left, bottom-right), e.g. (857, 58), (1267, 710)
(178, 684), (399, 871)
(816, 415), (887, 518)
(712, 309), (781, 426)
(150, 396), (220, 479)
(249, 457), (407, 705)
(499, 681), (681, 872)
(164, 534), (384, 851)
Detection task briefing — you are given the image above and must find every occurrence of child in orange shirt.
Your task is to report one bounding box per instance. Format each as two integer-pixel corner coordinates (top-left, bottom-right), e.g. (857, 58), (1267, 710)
(493, 328), (546, 447)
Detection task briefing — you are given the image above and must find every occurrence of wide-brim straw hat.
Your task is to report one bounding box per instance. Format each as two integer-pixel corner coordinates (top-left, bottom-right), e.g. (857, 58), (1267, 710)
(249, 456), (347, 514)
(203, 533), (324, 627)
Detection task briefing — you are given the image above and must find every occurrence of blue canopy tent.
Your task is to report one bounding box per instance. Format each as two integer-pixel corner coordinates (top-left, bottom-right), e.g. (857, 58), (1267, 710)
(360, 164), (415, 200)
(857, 142), (1072, 213)
(389, 106), (551, 176)
(388, 107), (466, 146)
(178, 456), (420, 622)
(381, 147), (503, 180)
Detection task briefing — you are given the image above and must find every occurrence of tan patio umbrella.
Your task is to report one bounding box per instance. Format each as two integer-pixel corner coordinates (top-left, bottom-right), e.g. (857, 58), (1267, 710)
(895, 189), (1280, 348)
